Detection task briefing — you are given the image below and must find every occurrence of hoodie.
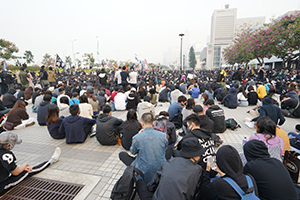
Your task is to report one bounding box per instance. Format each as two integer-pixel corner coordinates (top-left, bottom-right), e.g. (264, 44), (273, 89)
(99, 72), (107, 85)
(59, 115), (95, 144)
(137, 101), (155, 122)
(221, 87), (237, 108)
(126, 93), (139, 110)
(37, 101), (55, 125)
(252, 97), (285, 125)
(286, 90), (299, 100)
(96, 114), (123, 145)
(3, 88), (17, 108)
(198, 145), (259, 200)
(206, 105), (226, 133)
(243, 140), (298, 200)
(281, 97), (300, 118)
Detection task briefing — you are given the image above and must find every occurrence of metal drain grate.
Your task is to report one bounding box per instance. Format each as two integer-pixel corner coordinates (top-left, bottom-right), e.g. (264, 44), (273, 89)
(1, 177), (84, 200)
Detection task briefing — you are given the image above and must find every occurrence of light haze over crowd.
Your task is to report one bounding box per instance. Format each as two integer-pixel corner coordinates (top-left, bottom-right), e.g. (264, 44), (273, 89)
(1, 0), (299, 65)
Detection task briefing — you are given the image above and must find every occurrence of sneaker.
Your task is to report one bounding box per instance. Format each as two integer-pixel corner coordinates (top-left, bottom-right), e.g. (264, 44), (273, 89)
(25, 121), (35, 127)
(89, 131), (96, 137)
(49, 147), (62, 164)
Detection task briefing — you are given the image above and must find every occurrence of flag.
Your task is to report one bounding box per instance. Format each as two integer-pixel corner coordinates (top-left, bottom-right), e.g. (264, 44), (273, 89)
(55, 54), (66, 68)
(3, 60), (7, 71)
(105, 59), (109, 67)
(69, 61), (72, 68)
(135, 54), (139, 62)
(144, 59), (149, 67)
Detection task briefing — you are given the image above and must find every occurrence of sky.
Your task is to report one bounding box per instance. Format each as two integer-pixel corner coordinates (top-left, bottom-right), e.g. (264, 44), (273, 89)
(1, 0), (299, 65)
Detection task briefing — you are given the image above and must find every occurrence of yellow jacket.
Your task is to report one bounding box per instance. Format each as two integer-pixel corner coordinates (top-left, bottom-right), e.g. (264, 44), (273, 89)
(48, 70), (56, 82)
(276, 127), (291, 156)
(257, 85), (267, 99)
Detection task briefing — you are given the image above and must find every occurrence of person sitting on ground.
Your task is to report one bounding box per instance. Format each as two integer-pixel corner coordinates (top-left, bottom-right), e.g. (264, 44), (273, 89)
(247, 86), (258, 106)
(136, 138), (204, 200)
(0, 132), (61, 196)
(58, 96), (70, 117)
(24, 87), (33, 101)
(201, 93), (209, 114)
(56, 87), (69, 107)
(96, 90), (106, 112)
(147, 88), (157, 105)
(243, 140), (298, 200)
(158, 85), (170, 103)
(137, 96), (155, 122)
(196, 145), (259, 200)
(59, 104), (96, 144)
(117, 109), (142, 150)
(31, 87), (41, 105)
(17, 87), (26, 101)
(119, 113), (168, 183)
(95, 105), (123, 145)
(126, 88), (139, 110)
(5, 100), (35, 130)
(281, 96), (300, 118)
(46, 106), (65, 139)
(32, 88), (47, 113)
(86, 90), (99, 116)
(193, 105), (214, 132)
(257, 82), (267, 100)
(182, 98), (196, 121)
(3, 88), (18, 109)
(114, 88), (127, 111)
(78, 95), (93, 119)
(168, 95), (187, 129)
(206, 99), (226, 133)
(188, 84), (200, 99)
(266, 88), (280, 106)
(170, 84), (183, 104)
(221, 87), (237, 109)
(203, 87), (214, 100)
(288, 124), (300, 139)
(237, 86), (248, 107)
(69, 92), (80, 106)
(245, 96), (285, 125)
(154, 111), (177, 147)
(286, 86), (299, 100)
(37, 94), (55, 126)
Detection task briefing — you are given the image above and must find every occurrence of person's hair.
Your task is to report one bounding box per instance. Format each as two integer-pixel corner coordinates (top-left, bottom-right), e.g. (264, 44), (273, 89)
(206, 87), (213, 94)
(72, 92), (78, 98)
(185, 114), (201, 127)
(34, 87), (40, 92)
(186, 98), (195, 110)
(144, 96), (151, 102)
(141, 113), (153, 125)
(60, 96), (69, 105)
(122, 66), (126, 70)
(86, 89), (93, 98)
(125, 109), (139, 130)
(58, 87), (65, 94)
(79, 95), (88, 103)
(103, 105), (112, 114)
(268, 88), (276, 97)
(248, 85), (254, 91)
(175, 84), (180, 90)
(257, 116), (276, 144)
(178, 95), (187, 103)
(202, 93), (209, 105)
(46, 105), (59, 124)
(239, 86), (247, 98)
(159, 111), (169, 117)
(69, 104), (79, 116)
(49, 67), (53, 71)
(8, 100), (26, 115)
(43, 94), (52, 102)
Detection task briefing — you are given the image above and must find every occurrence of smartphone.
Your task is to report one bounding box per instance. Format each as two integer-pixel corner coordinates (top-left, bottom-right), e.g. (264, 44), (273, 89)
(207, 156), (217, 170)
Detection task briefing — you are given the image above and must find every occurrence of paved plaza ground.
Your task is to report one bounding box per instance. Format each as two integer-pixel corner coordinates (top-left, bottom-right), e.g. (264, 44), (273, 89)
(8, 97), (300, 199)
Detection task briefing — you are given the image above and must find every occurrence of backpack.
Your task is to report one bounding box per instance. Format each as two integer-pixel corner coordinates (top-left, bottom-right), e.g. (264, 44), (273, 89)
(225, 118), (241, 130)
(110, 166), (144, 200)
(217, 73), (223, 82)
(223, 175), (260, 200)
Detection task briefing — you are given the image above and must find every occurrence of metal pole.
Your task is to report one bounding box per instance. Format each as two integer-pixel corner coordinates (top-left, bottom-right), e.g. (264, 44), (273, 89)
(180, 37), (183, 71)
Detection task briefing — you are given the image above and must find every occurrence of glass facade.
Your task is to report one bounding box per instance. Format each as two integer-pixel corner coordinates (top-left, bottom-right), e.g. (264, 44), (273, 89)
(213, 46), (221, 68)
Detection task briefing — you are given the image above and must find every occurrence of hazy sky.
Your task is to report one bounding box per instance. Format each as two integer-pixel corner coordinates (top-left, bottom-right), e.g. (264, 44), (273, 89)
(1, 0), (299, 65)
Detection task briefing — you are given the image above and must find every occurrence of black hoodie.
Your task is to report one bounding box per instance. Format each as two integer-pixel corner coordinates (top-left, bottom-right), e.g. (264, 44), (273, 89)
(206, 105), (226, 133)
(243, 140), (298, 200)
(197, 145), (259, 200)
(3, 88), (17, 108)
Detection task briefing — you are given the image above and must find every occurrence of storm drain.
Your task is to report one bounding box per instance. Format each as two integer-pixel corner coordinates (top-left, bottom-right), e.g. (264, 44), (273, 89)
(1, 177), (84, 200)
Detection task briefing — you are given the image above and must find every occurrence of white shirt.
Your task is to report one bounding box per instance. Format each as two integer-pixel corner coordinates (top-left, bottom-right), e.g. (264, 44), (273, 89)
(115, 70), (122, 84)
(79, 103), (93, 119)
(57, 94), (70, 108)
(129, 71), (138, 84)
(237, 92), (247, 101)
(114, 93), (127, 110)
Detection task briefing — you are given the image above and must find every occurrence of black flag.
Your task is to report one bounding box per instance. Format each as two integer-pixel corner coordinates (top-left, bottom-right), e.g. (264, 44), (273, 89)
(55, 54), (65, 68)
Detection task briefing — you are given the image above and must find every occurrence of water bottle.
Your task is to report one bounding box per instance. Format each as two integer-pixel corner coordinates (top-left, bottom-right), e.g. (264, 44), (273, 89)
(242, 137), (247, 145)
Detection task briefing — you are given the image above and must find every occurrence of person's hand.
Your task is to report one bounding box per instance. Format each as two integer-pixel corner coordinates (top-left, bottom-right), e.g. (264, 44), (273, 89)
(206, 161), (211, 171)
(243, 118), (251, 122)
(213, 164), (225, 177)
(25, 166), (33, 172)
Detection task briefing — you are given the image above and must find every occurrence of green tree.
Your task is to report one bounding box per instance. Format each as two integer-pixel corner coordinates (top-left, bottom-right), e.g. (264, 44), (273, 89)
(83, 53), (95, 67)
(23, 50), (34, 64)
(0, 39), (19, 60)
(189, 46), (197, 69)
(42, 53), (52, 66)
(65, 55), (72, 65)
(76, 59), (82, 67)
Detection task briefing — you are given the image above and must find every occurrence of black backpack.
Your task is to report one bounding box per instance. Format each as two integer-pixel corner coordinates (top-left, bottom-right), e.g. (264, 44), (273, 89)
(111, 165), (144, 200)
(225, 118), (241, 130)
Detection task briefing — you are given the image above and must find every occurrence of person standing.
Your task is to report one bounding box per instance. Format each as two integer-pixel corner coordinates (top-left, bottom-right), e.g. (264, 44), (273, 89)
(120, 66), (129, 89)
(48, 67), (56, 87)
(18, 68), (29, 88)
(39, 66), (49, 86)
(129, 67), (138, 88)
(3, 70), (14, 89)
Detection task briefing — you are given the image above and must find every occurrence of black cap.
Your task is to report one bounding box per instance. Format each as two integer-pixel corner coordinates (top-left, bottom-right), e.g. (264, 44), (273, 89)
(296, 124), (300, 132)
(206, 99), (214, 106)
(179, 138), (205, 158)
(193, 105), (203, 113)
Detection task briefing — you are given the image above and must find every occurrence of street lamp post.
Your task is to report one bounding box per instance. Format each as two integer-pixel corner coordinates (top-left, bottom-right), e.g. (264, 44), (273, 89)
(179, 33), (185, 71)
(70, 39), (76, 69)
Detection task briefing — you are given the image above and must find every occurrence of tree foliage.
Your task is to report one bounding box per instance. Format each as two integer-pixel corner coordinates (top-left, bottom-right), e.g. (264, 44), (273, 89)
(65, 55), (72, 65)
(83, 53), (95, 67)
(23, 50), (34, 64)
(41, 53), (53, 66)
(0, 39), (19, 60)
(189, 46), (197, 69)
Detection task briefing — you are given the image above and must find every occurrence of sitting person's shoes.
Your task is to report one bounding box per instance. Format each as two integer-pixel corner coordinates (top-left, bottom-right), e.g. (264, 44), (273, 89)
(25, 121), (35, 127)
(49, 147), (62, 164)
(89, 131), (96, 137)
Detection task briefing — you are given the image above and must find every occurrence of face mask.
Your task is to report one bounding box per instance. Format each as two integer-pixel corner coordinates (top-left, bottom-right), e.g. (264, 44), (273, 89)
(201, 99), (205, 102)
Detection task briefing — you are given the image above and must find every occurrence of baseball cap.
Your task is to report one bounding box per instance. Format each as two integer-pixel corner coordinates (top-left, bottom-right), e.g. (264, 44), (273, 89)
(131, 87), (136, 92)
(179, 138), (205, 158)
(0, 132), (22, 145)
(193, 105), (203, 113)
(206, 99), (215, 106)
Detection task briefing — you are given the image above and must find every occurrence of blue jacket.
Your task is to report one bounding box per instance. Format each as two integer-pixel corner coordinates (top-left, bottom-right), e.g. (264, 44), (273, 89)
(168, 102), (183, 121)
(59, 115), (96, 144)
(222, 87), (237, 108)
(69, 98), (80, 105)
(130, 127), (168, 182)
(203, 90), (214, 100)
(188, 87), (200, 98)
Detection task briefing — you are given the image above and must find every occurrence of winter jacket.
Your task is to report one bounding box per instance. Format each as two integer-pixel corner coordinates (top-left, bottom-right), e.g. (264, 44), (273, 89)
(137, 102), (155, 122)
(117, 120), (142, 150)
(252, 97), (285, 125)
(37, 101), (55, 126)
(99, 72), (107, 86)
(188, 87), (200, 99)
(198, 115), (214, 133)
(3, 89), (17, 108)
(59, 115), (96, 144)
(96, 114), (123, 145)
(286, 90), (299, 100)
(6, 107), (28, 126)
(206, 105), (226, 133)
(281, 97), (300, 118)
(158, 88), (169, 102)
(47, 118), (65, 139)
(3, 74), (14, 84)
(247, 91), (258, 105)
(48, 70), (56, 82)
(126, 93), (139, 110)
(222, 87), (237, 108)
